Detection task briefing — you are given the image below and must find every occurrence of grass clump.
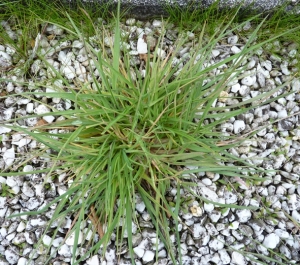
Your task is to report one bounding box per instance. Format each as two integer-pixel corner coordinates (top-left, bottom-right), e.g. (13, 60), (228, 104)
(1, 0), (300, 264)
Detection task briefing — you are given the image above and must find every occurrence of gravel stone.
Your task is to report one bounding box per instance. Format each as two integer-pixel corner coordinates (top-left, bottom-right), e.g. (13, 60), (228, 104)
(205, 223), (218, 236)
(233, 120), (246, 134)
(209, 237), (224, 251)
(209, 210), (221, 223)
(24, 198), (42, 210)
(292, 210), (300, 222)
(152, 20), (162, 27)
(57, 244), (71, 257)
(142, 250), (155, 263)
(0, 51), (12, 67)
(3, 148), (15, 167)
(5, 247), (19, 265)
(280, 245), (292, 259)
(12, 233), (25, 245)
(241, 76), (255, 86)
(42, 235), (52, 246)
(257, 72), (266, 87)
(133, 247), (145, 259)
(280, 61), (290, 75)
(204, 202), (214, 213)
(211, 49), (220, 57)
(231, 46), (241, 54)
(85, 255), (99, 265)
(16, 222), (25, 233)
(137, 37), (147, 54)
(228, 35), (238, 44)
(17, 258), (33, 265)
(193, 223), (205, 239)
(65, 231), (83, 246)
(1, 14), (300, 265)
(263, 233), (280, 249)
(274, 229), (290, 239)
(292, 79), (300, 92)
(198, 186), (219, 202)
(190, 205), (203, 217)
(218, 249), (231, 264)
(231, 251), (246, 265)
(224, 191), (238, 204)
(239, 85), (250, 96)
(229, 221), (239, 230)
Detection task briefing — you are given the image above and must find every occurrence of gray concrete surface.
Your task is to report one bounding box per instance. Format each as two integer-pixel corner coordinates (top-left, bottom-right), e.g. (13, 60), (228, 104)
(61, 0), (299, 19)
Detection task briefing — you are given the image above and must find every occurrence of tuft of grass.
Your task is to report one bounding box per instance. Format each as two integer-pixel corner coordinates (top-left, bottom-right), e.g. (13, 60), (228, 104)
(1, 0), (300, 264)
(0, 183), (15, 198)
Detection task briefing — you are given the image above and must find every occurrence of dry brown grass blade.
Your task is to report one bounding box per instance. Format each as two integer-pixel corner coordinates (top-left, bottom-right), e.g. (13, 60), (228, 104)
(88, 205), (104, 239)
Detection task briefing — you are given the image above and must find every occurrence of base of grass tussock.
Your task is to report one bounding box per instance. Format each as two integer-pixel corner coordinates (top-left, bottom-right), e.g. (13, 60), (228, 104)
(1, 0), (300, 264)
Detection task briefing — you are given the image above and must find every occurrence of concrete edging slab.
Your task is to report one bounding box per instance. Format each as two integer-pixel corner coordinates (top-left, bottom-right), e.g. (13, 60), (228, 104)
(59, 0), (299, 19)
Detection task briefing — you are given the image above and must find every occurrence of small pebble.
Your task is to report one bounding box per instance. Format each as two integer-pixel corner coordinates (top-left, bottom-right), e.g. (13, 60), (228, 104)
(263, 233), (280, 249)
(233, 120), (246, 134)
(228, 35), (238, 44)
(241, 76), (256, 86)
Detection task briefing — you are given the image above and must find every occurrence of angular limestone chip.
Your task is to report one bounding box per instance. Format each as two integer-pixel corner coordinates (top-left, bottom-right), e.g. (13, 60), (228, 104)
(137, 35), (147, 54)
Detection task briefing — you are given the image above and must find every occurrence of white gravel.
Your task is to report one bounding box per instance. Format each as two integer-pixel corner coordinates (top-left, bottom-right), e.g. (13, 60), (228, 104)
(0, 12), (300, 265)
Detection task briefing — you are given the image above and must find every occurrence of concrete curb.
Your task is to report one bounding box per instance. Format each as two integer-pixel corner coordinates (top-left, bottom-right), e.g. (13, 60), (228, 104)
(61, 0), (299, 19)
